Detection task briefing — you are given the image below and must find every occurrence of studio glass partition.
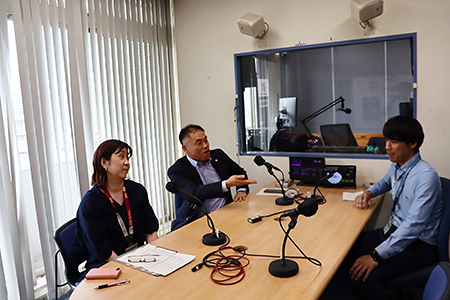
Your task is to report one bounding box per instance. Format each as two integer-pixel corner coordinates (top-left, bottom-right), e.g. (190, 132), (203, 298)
(234, 33), (417, 159)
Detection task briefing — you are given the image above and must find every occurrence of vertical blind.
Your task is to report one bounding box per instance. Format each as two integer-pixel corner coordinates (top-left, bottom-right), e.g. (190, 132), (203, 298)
(0, 0), (178, 299)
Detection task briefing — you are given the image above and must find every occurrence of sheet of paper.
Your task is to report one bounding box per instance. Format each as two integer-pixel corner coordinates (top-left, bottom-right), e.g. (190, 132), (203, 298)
(343, 191), (364, 201)
(114, 244), (195, 277)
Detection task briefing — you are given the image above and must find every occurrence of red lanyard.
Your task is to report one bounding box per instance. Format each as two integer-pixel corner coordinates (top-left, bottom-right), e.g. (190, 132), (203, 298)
(101, 186), (134, 246)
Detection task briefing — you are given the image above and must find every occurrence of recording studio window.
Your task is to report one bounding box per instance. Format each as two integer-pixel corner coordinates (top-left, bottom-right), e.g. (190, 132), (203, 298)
(234, 33), (416, 158)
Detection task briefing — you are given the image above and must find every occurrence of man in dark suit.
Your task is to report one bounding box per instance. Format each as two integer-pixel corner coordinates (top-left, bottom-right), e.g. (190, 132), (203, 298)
(168, 124), (257, 230)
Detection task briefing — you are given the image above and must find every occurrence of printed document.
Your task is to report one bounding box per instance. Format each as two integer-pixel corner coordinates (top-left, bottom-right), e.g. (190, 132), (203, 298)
(114, 244), (195, 276)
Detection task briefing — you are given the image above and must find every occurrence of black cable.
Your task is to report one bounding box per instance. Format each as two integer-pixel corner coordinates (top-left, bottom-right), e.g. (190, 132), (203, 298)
(278, 216), (322, 267)
(247, 194), (304, 223)
(193, 236), (252, 285)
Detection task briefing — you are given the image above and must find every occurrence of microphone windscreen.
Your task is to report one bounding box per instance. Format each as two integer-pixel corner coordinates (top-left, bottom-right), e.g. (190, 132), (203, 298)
(299, 197), (318, 217)
(345, 108), (352, 114)
(165, 182), (180, 194)
(254, 156), (265, 166)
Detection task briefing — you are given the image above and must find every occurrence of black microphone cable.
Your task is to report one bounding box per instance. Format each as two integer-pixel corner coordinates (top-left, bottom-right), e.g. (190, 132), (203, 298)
(247, 208), (290, 224)
(277, 216), (322, 267)
(192, 236), (251, 285)
(232, 247), (322, 267)
(247, 191), (304, 224)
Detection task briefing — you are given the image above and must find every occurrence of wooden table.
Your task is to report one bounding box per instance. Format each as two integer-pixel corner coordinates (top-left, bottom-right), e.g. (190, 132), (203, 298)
(70, 183), (380, 300)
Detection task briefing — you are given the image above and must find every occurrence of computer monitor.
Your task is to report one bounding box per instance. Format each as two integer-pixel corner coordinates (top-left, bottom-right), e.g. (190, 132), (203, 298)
(320, 123), (358, 147)
(324, 165), (357, 188)
(289, 156), (325, 185)
(279, 97), (297, 127)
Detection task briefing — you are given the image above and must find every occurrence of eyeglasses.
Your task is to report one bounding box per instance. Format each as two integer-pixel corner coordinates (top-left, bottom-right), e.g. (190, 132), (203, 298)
(127, 255), (158, 263)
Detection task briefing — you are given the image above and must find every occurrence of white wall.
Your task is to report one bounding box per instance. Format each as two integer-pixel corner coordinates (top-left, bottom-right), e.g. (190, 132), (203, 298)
(172, 0), (450, 192)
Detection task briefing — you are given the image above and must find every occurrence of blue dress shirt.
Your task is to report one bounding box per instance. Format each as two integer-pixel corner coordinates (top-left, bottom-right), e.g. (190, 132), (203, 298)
(186, 155), (228, 213)
(368, 153), (442, 259)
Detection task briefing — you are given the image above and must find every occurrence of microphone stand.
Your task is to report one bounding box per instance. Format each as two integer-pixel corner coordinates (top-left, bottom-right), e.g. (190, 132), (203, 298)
(308, 170), (337, 204)
(269, 216), (299, 277)
(185, 199), (227, 246)
(299, 96), (348, 142)
(308, 175), (327, 204)
(267, 166), (293, 206)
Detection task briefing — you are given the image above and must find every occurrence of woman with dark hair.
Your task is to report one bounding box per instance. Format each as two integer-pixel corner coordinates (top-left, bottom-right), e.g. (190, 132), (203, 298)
(75, 139), (159, 271)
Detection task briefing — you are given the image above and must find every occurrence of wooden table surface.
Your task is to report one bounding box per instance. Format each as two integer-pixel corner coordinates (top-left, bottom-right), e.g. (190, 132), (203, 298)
(70, 182), (380, 300)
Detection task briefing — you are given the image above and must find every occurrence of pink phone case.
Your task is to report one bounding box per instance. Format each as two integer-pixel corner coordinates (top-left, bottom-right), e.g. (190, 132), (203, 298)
(85, 267), (122, 279)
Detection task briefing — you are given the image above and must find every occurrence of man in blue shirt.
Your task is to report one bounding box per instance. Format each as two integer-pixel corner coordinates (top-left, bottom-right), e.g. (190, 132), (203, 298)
(168, 124), (257, 230)
(349, 116), (442, 300)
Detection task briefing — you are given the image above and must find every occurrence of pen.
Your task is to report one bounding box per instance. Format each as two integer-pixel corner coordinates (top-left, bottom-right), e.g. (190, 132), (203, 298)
(94, 279), (130, 290)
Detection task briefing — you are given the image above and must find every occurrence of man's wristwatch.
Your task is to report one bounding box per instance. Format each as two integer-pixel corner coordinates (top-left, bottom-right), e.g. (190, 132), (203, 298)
(370, 250), (383, 262)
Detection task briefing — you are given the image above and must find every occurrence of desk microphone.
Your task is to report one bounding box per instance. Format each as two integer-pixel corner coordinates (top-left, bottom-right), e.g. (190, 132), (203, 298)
(254, 156), (292, 206)
(308, 167), (349, 204)
(165, 182), (227, 246)
(254, 156), (282, 172)
(165, 182), (203, 206)
(280, 198), (318, 219)
(269, 198), (318, 278)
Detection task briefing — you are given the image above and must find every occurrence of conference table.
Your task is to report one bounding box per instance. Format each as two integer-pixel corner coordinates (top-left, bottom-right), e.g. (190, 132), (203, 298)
(69, 182), (381, 300)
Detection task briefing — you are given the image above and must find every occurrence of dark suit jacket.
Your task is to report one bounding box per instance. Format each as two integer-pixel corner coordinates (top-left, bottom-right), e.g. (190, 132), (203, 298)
(168, 148), (249, 230)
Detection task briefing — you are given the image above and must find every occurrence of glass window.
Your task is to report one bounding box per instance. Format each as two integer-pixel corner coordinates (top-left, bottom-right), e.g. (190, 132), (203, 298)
(235, 33), (416, 158)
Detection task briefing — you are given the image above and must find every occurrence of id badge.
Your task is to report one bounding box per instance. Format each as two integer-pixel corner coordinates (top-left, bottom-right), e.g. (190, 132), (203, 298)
(125, 243), (138, 252)
(383, 217), (392, 235)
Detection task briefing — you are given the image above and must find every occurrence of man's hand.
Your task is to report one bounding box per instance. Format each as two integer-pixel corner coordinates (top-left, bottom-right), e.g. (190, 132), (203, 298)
(225, 175), (257, 189)
(349, 254), (378, 282)
(233, 191), (247, 202)
(354, 190), (373, 209)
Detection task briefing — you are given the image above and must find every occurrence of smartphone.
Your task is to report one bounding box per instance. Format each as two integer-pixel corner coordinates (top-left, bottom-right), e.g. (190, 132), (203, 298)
(85, 267), (122, 279)
(263, 188), (282, 193)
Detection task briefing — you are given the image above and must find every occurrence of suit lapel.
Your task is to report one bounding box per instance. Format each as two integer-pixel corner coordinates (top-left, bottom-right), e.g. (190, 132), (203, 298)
(182, 156), (203, 184)
(211, 151), (227, 181)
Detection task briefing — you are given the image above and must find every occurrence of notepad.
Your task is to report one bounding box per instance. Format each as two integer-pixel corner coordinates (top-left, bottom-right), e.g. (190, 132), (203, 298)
(114, 244), (195, 277)
(343, 191), (364, 201)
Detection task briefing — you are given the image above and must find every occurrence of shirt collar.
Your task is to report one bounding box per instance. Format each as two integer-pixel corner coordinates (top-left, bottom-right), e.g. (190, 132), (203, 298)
(396, 152), (421, 171)
(186, 154), (211, 168)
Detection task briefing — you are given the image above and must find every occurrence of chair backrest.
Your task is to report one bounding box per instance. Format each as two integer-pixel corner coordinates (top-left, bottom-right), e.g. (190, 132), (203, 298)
(423, 261), (450, 300)
(367, 137), (386, 154)
(54, 218), (88, 286)
(174, 193), (183, 218)
(438, 177), (450, 262)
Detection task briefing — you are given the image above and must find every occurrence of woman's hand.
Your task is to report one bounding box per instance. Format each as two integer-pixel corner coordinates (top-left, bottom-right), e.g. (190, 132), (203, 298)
(107, 251), (118, 262)
(146, 231), (158, 243)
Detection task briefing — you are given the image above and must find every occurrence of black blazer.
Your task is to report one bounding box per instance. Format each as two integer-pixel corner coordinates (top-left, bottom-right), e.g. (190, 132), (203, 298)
(168, 149), (249, 230)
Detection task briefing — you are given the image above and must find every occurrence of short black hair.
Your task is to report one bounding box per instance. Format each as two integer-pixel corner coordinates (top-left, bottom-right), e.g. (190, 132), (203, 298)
(178, 124), (205, 145)
(383, 116), (424, 152)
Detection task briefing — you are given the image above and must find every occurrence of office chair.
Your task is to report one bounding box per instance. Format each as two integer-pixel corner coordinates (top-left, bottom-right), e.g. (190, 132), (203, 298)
(174, 193), (183, 219)
(423, 261), (450, 300)
(382, 177), (450, 290)
(54, 218), (88, 300)
(367, 137), (386, 154)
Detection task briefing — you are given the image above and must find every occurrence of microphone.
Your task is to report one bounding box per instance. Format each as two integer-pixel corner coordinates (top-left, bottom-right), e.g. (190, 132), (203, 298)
(254, 156), (292, 206)
(165, 182), (227, 246)
(165, 182), (203, 206)
(337, 107), (352, 114)
(269, 197), (319, 278)
(254, 156), (282, 172)
(307, 167), (349, 204)
(280, 197), (318, 219)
